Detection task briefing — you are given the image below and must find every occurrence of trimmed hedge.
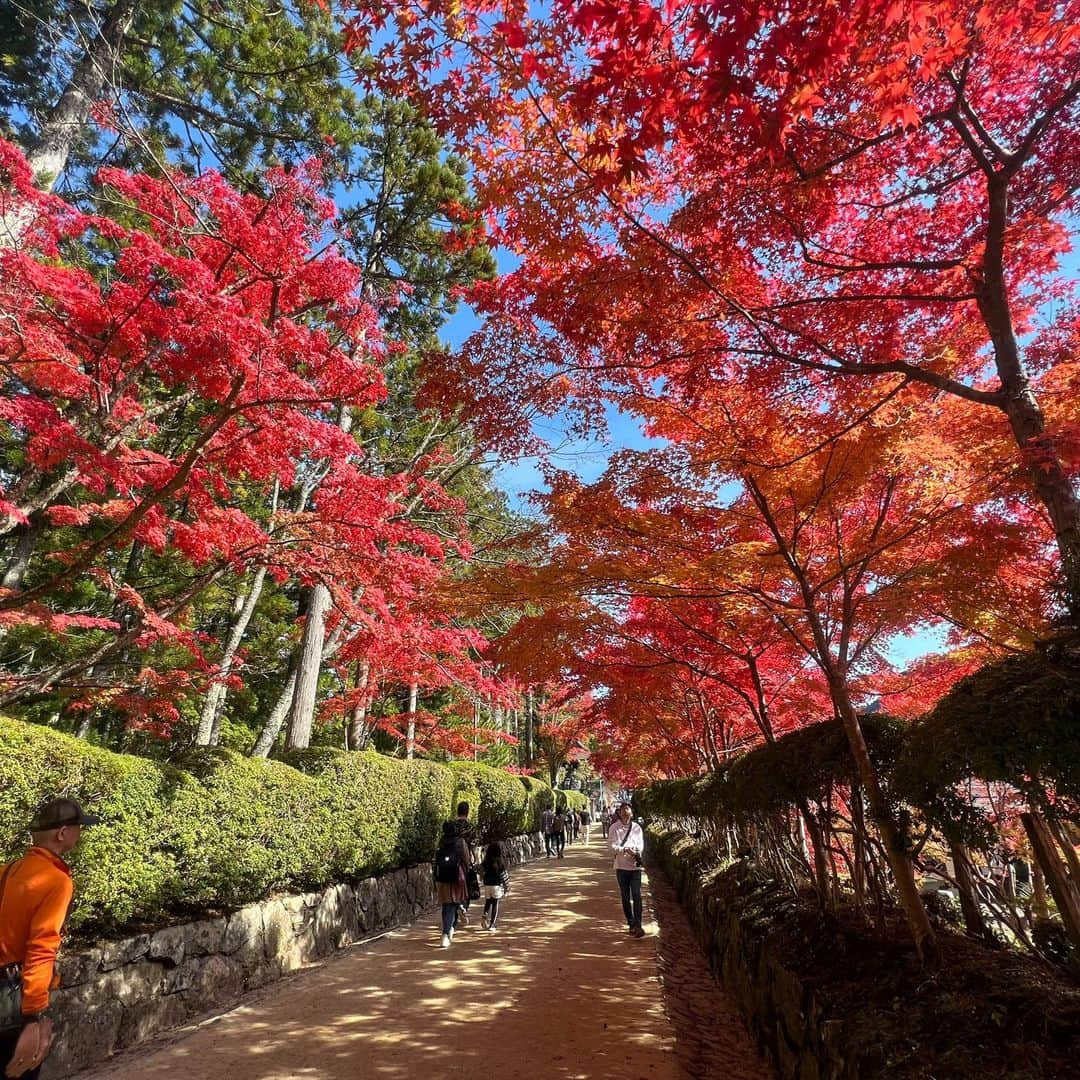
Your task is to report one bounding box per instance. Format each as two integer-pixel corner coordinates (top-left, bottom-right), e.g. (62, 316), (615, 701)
(555, 788), (588, 815)
(636, 717), (906, 825)
(449, 761), (529, 842)
(0, 717), (550, 935)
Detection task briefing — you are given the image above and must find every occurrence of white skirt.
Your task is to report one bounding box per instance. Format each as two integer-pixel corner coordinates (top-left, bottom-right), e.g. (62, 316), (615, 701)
(483, 884), (505, 900)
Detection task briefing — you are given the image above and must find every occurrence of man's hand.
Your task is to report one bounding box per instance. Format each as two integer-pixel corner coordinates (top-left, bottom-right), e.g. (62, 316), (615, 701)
(5, 1018), (53, 1078)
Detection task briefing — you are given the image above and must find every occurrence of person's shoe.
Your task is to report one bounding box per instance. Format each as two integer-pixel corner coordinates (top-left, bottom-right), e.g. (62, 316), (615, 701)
(481, 914), (491, 930)
(441, 933), (450, 948)
(631, 925), (646, 938)
(487, 924), (497, 933)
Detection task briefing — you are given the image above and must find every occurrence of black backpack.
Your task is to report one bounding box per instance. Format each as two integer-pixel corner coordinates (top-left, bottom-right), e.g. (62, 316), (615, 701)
(434, 841), (461, 884)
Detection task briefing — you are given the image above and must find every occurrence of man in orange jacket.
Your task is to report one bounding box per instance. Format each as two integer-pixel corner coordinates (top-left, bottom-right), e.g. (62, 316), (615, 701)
(1, 798), (99, 1080)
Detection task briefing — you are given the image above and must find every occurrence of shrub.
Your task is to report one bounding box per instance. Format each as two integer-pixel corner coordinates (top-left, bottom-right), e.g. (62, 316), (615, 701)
(555, 789), (588, 815)
(0, 716), (537, 936)
(0, 718), (193, 931)
(174, 748), (336, 907)
(518, 775), (554, 832)
(449, 761), (531, 842)
(286, 749), (455, 875)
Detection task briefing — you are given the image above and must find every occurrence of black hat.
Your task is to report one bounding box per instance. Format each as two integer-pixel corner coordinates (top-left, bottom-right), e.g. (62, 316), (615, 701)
(29, 797), (101, 831)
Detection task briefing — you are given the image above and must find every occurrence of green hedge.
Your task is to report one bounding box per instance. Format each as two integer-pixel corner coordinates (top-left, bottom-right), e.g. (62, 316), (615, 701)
(555, 789), (588, 814)
(449, 761), (529, 842)
(520, 775), (554, 831)
(635, 717), (906, 825)
(0, 717), (551, 935)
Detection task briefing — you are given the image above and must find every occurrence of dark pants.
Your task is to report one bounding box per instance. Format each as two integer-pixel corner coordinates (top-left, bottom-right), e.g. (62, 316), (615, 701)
(553, 831), (565, 856)
(544, 831), (553, 856)
(441, 902), (457, 936)
(616, 868), (643, 929)
(1, 1024), (42, 1080)
(483, 897), (500, 926)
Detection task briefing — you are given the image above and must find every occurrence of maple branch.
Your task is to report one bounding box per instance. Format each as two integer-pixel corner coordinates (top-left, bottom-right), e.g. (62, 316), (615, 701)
(945, 70), (1011, 166)
(758, 291), (977, 312)
(1009, 77), (1080, 173)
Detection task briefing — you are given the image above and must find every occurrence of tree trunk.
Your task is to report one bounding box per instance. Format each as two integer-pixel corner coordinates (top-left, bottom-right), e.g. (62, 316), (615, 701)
(196, 565), (268, 746)
(405, 679), (418, 759)
(1, 0), (140, 245)
(1021, 811), (1080, 951)
(283, 583), (331, 751)
(949, 839), (991, 940)
(29, 0), (140, 188)
(797, 800), (829, 905)
(833, 691), (938, 963)
(2, 516), (44, 589)
(251, 653), (298, 758)
(345, 660), (371, 750)
(1046, 813), (1080, 883)
(979, 177), (1080, 617)
(1032, 860), (1050, 920)
(525, 687), (534, 764)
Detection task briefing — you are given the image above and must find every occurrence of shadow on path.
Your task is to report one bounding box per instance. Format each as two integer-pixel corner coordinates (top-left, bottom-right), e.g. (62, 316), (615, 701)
(80, 836), (770, 1079)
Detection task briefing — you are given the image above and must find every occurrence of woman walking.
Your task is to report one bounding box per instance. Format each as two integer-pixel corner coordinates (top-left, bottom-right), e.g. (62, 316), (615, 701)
(433, 821), (470, 947)
(480, 843), (511, 930)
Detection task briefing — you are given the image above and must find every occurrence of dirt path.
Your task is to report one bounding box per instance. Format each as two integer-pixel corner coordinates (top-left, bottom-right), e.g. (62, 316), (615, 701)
(81, 835), (770, 1079)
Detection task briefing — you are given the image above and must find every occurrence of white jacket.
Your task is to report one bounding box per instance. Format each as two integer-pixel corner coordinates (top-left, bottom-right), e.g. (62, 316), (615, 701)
(608, 819), (644, 871)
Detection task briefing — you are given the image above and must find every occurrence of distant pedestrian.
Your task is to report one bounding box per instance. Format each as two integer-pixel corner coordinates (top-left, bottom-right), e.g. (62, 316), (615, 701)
(608, 802), (645, 937)
(581, 807), (592, 844)
(541, 807), (555, 857)
(551, 811), (566, 858)
(1, 797), (100, 1080)
(434, 821), (470, 948)
(480, 843), (511, 931)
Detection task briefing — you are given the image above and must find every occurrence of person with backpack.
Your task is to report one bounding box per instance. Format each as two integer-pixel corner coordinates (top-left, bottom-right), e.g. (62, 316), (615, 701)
(447, 801), (475, 927)
(479, 843), (511, 931)
(1, 798), (100, 1079)
(580, 806), (592, 844)
(433, 821), (470, 948)
(551, 810), (566, 858)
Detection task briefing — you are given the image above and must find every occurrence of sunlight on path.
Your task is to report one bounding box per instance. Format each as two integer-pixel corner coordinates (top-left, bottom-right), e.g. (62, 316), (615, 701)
(81, 836), (769, 1079)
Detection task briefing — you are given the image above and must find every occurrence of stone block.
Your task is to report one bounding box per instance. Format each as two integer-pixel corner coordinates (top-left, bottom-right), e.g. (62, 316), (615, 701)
(223, 903), (265, 968)
(98, 960), (164, 1008)
(116, 993), (193, 1049)
(261, 900), (293, 963)
(148, 924), (188, 967)
(40, 999), (123, 1080)
(187, 916), (226, 956)
(57, 947), (101, 988)
(186, 953), (245, 1005)
(311, 887), (346, 956)
(99, 934), (150, 972)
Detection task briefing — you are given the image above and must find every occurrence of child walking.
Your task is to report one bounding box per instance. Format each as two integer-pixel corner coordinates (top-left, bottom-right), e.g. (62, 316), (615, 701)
(480, 842), (511, 930)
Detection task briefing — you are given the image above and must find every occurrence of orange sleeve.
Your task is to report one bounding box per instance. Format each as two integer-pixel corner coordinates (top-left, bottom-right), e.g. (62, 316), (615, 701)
(21, 874), (72, 1014)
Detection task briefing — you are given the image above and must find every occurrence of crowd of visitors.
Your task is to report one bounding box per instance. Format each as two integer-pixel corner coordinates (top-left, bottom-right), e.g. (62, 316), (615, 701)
(541, 806), (592, 858)
(433, 798), (647, 947)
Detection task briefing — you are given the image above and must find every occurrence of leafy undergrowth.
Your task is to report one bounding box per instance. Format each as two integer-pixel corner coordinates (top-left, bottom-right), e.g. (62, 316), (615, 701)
(716, 863), (1080, 1078)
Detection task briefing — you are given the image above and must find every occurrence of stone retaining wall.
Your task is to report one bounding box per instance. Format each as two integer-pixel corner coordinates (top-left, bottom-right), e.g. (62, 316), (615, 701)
(648, 827), (855, 1080)
(44, 832), (543, 1078)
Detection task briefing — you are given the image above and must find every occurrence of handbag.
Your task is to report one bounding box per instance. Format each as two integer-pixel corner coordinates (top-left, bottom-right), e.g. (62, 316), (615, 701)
(466, 867), (481, 902)
(0, 861), (23, 1032)
(618, 820), (643, 868)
